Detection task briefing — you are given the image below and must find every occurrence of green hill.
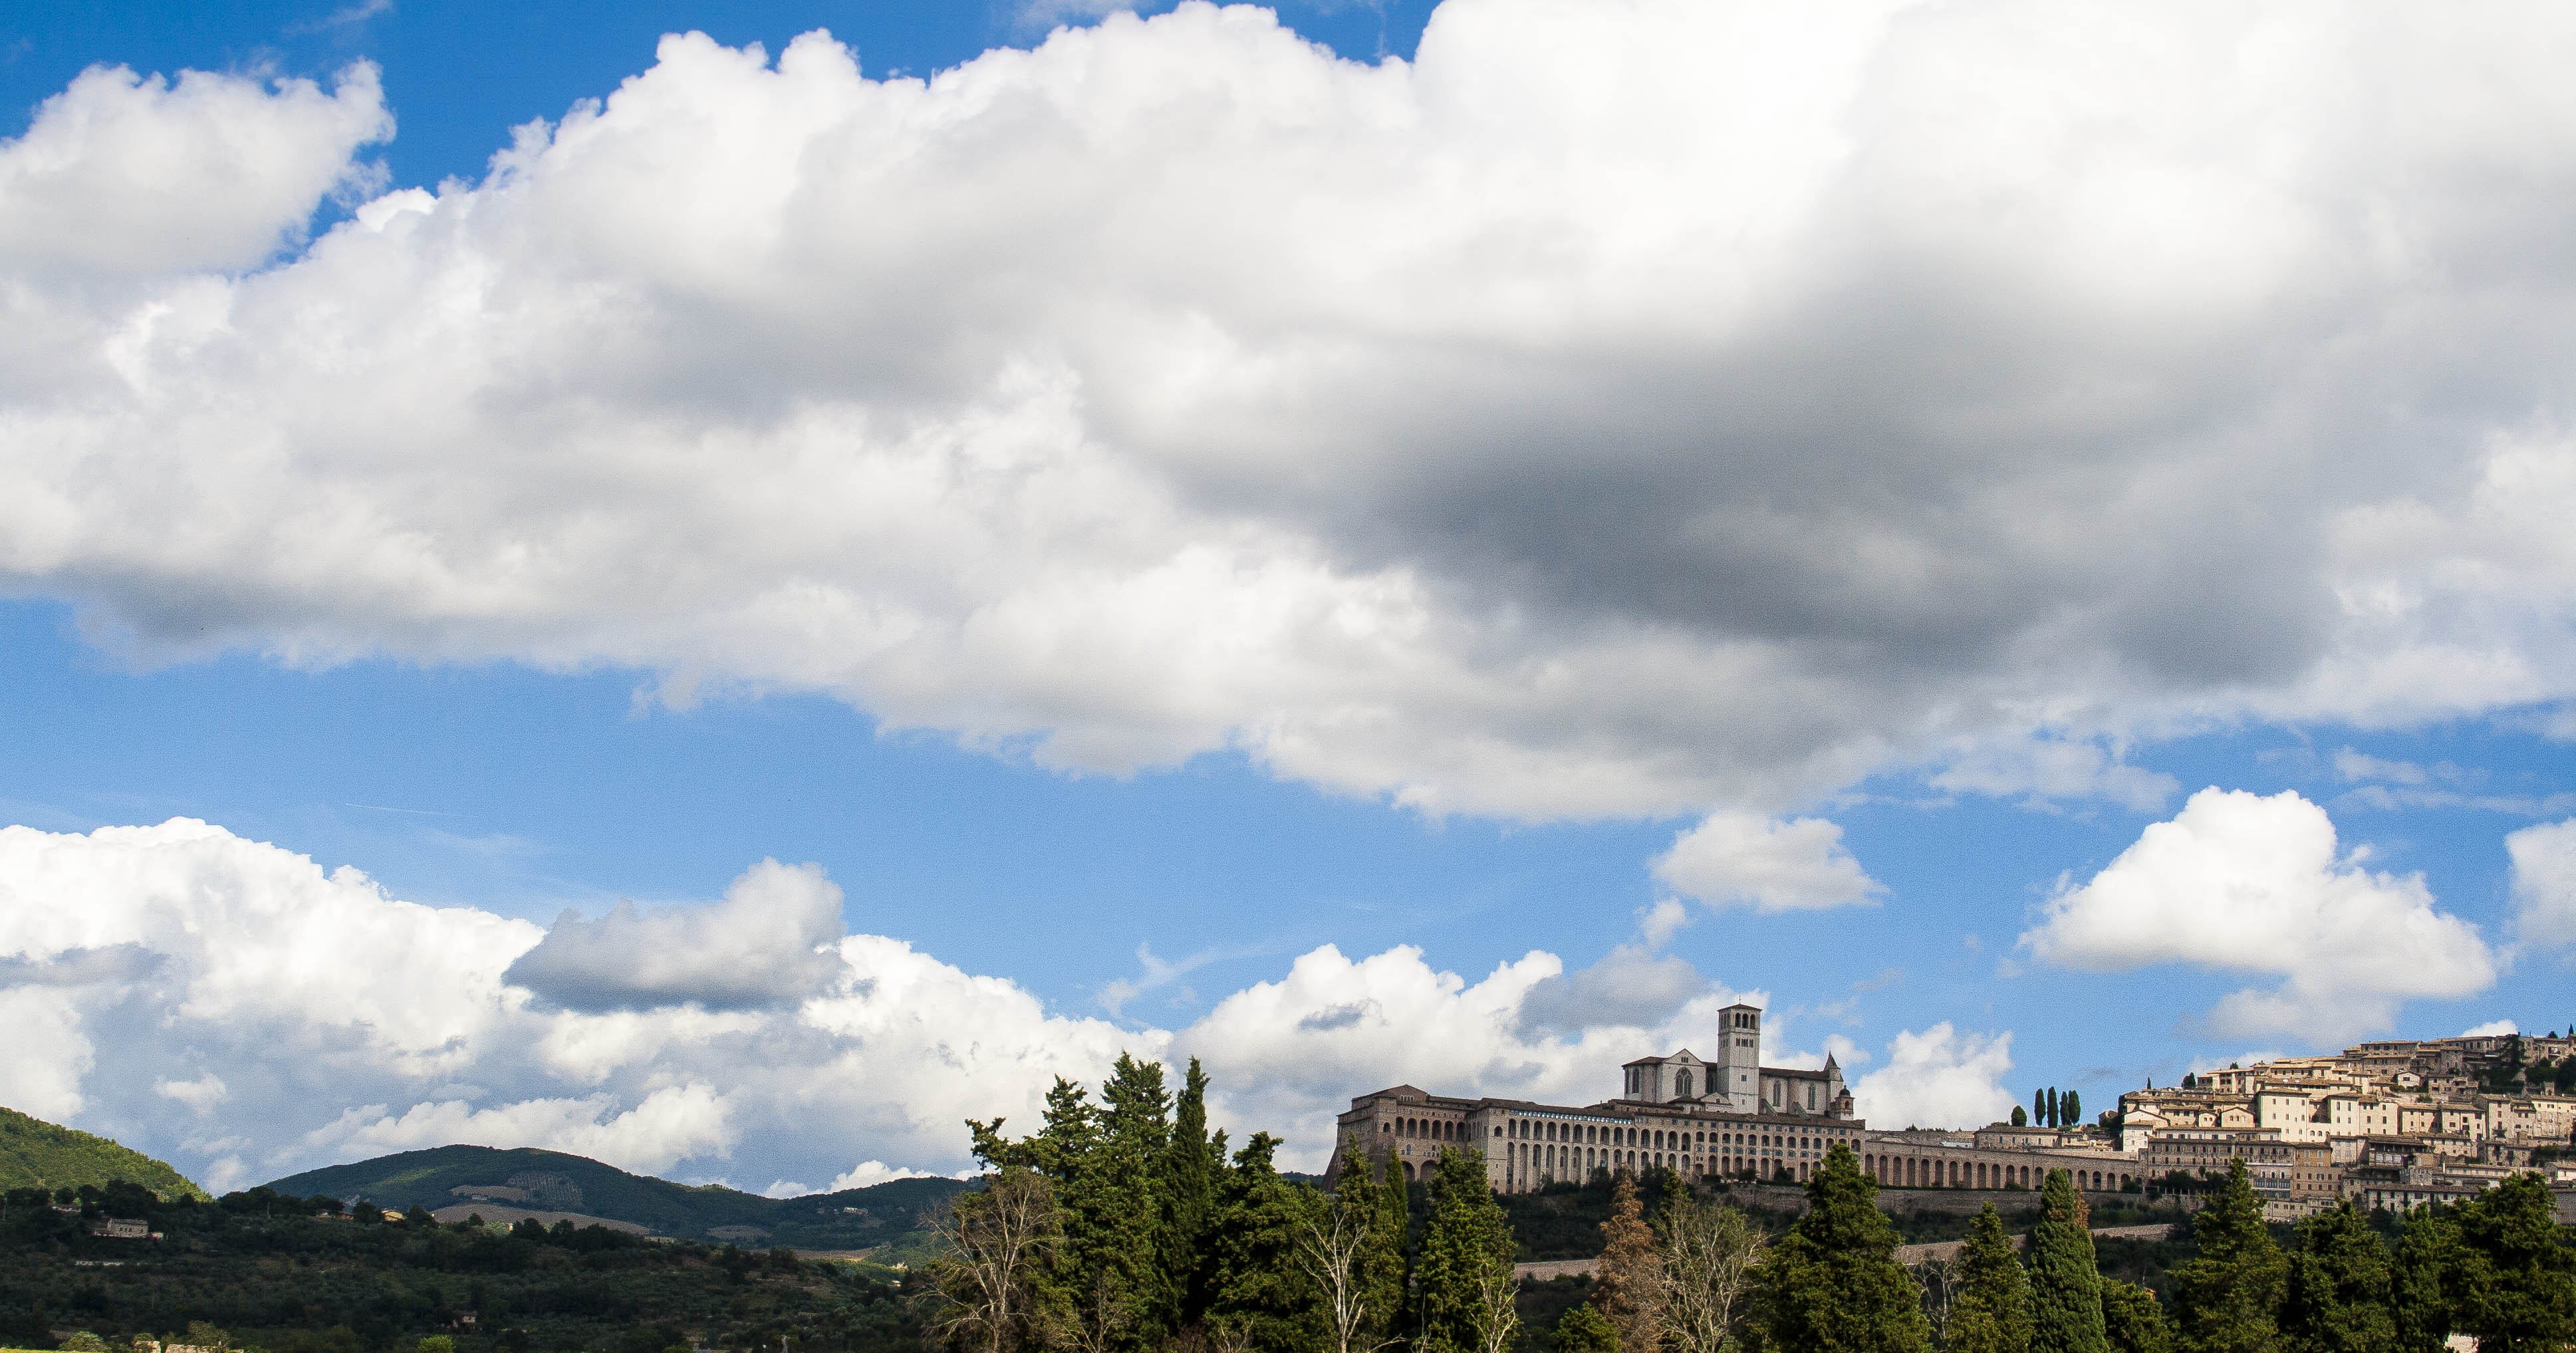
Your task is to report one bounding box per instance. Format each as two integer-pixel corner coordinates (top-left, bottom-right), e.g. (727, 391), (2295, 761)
(265, 1144), (967, 1250)
(0, 1104), (208, 1201)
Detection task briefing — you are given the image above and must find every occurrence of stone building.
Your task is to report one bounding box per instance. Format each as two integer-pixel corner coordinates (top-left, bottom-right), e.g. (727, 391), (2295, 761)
(1325, 1003), (2148, 1195)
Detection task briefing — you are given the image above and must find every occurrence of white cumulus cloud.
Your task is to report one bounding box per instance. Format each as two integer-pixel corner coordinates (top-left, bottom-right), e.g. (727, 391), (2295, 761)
(505, 860), (848, 1012)
(0, 61), (390, 276)
(2019, 787), (2498, 1045)
(1849, 1023), (2015, 1131)
(1, 5), (2575, 821)
(2505, 818), (2576, 951)
(1651, 811), (1883, 912)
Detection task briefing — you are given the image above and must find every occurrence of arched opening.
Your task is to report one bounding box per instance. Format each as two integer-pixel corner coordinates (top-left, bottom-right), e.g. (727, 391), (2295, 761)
(1676, 1069), (1695, 1099)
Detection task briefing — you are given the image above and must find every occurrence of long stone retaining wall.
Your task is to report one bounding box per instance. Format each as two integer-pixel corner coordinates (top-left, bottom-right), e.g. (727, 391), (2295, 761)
(1514, 1222), (2183, 1282)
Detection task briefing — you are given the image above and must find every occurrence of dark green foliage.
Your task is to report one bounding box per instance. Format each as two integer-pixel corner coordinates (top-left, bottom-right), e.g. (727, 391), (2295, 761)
(1750, 1144), (1928, 1353)
(2034, 1094), (2047, 1130)
(2387, 1209), (2458, 1353)
(1414, 1149), (1515, 1353)
(1, 1105), (209, 1201)
(1374, 1152), (1413, 1345)
(1027, 1056), (1172, 1353)
(1200, 1135), (1322, 1353)
(1329, 1137), (1405, 1351)
(2045, 1092), (2059, 1130)
(2027, 1171), (2105, 1353)
(2446, 1173), (2576, 1353)
(1554, 1302), (1619, 1353)
(1945, 1205), (2032, 1353)
(1162, 1060), (1221, 1328)
(0, 1180), (932, 1353)
(2281, 1205), (2393, 1353)
(2012, 1108), (2029, 1129)
(2165, 1161), (2285, 1353)
(2099, 1283), (2169, 1353)
(2061, 1094), (2079, 1130)
(265, 1144), (964, 1250)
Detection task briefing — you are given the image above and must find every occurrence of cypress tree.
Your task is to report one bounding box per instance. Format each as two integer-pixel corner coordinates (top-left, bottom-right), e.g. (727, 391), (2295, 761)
(2045, 1089), (2060, 1129)
(1164, 1058), (1222, 1327)
(1413, 1147), (1516, 1353)
(1375, 1151), (1414, 1344)
(2281, 1204), (2395, 1353)
(1750, 1143), (1930, 1353)
(2028, 1169), (2107, 1353)
(1203, 1134), (1326, 1353)
(1946, 1203), (2033, 1353)
(2166, 1160), (2285, 1353)
(1593, 1173), (1662, 1353)
(2034, 1091), (2047, 1129)
(1059, 1054), (1174, 1353)
(2101, 1283), (2171, 1353)
(2063, 1091), (2082, 1129)
(2447, 1173), (2576, 1353)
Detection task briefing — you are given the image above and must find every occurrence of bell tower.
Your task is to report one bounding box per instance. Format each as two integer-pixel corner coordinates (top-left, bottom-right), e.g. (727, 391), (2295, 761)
(1713, 1003), (1762, 1112)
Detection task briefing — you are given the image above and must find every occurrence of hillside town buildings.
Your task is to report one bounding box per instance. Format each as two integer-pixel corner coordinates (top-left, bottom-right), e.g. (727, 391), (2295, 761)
(1329, 1016), (2576, 1223)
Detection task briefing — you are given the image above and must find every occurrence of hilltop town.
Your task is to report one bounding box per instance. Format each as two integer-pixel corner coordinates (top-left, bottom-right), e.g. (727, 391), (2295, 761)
(1333, 1009), (2576, 1223)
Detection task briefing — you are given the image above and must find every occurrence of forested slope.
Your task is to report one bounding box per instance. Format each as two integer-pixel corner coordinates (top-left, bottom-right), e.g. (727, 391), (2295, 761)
(266, 1146), (964, 1251)
(0, 1107), (207, 1203)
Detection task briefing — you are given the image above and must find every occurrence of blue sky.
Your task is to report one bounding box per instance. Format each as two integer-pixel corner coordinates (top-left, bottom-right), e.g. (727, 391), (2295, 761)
(3, 0), (2574, 1193)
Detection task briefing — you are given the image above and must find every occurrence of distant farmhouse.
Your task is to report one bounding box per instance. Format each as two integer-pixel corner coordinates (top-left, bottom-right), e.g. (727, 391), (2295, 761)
(1330, 1010), (2576, 1222)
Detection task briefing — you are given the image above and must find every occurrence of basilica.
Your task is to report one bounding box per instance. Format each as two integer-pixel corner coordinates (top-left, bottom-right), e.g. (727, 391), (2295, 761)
(1326, 1003), (1863, 1193)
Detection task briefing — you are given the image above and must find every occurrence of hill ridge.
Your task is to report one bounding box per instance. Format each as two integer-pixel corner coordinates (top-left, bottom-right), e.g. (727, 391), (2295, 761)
(0, 1104), (210, 1201)
(264, 1143), (967, 1250)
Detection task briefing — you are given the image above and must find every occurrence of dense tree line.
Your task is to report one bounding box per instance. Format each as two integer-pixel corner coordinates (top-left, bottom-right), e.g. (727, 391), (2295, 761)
(2, 1180), (926, 1353)
(925, 1066), (2576, 1353)
(1907, 1158), (2576, 1353)
(933, 1054), (1517, 1353)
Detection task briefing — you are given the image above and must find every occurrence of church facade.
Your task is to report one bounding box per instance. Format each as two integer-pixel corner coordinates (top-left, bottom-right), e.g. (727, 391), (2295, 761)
(1326, 1003), (1865, 1193)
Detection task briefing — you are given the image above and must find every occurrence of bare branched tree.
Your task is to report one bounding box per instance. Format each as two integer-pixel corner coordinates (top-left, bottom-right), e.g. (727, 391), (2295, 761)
(1912, 1258), (1958, 1349)
(928, 1168), (1064, 1353)
(1297, 1196), (1382, 1353)
(1057, 1271), (1134, 1353)
(1470, 1269), (1521, 1353)
(1654, 1191), (1764, 1353)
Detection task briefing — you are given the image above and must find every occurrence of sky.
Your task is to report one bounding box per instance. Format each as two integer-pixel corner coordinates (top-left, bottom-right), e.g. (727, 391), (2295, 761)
(2, 0), (2575, 1199)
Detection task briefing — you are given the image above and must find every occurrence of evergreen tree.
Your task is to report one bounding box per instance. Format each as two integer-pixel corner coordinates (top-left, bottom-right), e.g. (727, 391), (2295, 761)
(2447, 1173), (2576, 1353)
(1557, 1303), (1621, 1353)
(1052, 1056), (1172, 1353)
(2388, 1209), (2458, 1353)
(1945, 1204), (2033, 1353)
(2045, 1090), (2060, 1129)
(2034, 1092), (2047, 1129)
(1163, 1059), (1222, 1327)
(2028, 1170), (2107, 1353)
(2013, 1106), (2029, 1128)
(1750, 1144), (1930, 1353)
(2062, 1092), (2081, 1129)
(1412, 1148), (1516, 1353)
(2166, 1160), (2285, 1353)
(1374, 1152), (1414, 1346)
(2281, 1205), (2394, 1353)
(2101, 1283), (2170, 1353)
(1593, 1173), (1662, 1353)
(1203, 1134), (1325, 1353)
(1317, 1140), (1400, 1353)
